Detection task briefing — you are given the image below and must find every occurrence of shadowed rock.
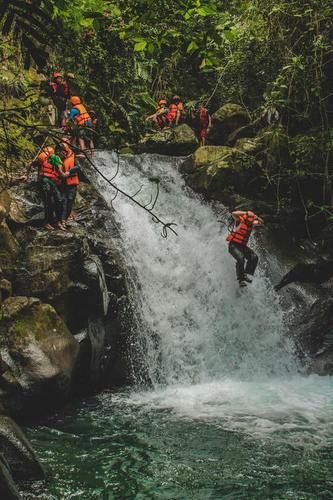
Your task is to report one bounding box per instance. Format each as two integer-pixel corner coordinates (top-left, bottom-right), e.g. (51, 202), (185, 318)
(274, 261), (333, 291)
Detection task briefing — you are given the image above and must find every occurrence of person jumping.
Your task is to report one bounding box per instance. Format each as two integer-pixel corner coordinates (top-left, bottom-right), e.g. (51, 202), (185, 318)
(226, 210), (264, 288)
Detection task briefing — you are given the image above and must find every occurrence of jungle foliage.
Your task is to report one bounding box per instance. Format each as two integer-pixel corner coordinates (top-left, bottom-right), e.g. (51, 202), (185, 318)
(1, 0), (333, 236)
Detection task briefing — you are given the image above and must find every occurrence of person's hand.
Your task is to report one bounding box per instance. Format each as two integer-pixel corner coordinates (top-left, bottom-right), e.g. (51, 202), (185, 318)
(18, 175), (27, 182)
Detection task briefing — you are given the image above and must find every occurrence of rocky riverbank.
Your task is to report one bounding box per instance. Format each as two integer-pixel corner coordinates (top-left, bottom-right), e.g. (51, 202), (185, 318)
(0, 171), (133, 494)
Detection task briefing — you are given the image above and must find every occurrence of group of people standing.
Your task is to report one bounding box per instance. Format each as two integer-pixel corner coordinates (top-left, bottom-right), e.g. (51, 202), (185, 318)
(25, 140), (81, 231)
(48, 72), (97, 152)
(146, 95), (212, 146)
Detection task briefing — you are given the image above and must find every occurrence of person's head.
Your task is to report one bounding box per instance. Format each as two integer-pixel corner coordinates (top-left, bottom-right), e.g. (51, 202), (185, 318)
(89, 110), (97, 119)
(53, 72), (62, 84)
(55, 143), (68, 159)
(66, 72), (75, 80)
(172, 95), (181, 103)
(158, 99), (167, 107)
(70, 96), (81, 106)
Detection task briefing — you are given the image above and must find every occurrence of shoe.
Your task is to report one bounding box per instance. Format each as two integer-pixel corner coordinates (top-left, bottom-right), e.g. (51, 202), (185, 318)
(239, 280), (247, 288)
(244, 274), (252, 283)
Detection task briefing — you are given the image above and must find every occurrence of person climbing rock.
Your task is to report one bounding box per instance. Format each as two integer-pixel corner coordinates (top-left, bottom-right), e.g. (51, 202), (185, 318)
(67, 96), (94, 152)
(166, 95), (185, 126)
(226, 210), (264, 288)
(146, 99), (170, 130)
(50, 72), (71, 127)
(195, 104), (212, 146)
(27, 147), (67, 231)
(56, 142), (80, 224)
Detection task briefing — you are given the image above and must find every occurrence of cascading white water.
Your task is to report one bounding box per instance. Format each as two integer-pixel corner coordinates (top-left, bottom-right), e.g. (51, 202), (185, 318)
(90, 151), (297, 383)
(86, 151), (333, 442)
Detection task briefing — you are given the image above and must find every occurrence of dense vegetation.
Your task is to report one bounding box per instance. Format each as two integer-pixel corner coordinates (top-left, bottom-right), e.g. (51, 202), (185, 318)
(1, 0), (333, 237)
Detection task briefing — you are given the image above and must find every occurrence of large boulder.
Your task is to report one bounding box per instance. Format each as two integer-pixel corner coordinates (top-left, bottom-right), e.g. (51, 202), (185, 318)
(0, 296), (79, 415)
(180, 145), (261, 204)
(139, 124), (198, 155)
(294, 298), (333, 375)
(209, 103), (250, 145)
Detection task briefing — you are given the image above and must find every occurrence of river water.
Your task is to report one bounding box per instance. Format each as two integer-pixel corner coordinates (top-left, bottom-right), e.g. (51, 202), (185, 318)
(24, 152), (333, 499)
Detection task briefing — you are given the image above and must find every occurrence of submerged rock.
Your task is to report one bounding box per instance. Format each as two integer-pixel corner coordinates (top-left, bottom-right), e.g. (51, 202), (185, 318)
(139, 124), (198, 155)
(0, 296), (79, 415)
(209, 103), (250, 145)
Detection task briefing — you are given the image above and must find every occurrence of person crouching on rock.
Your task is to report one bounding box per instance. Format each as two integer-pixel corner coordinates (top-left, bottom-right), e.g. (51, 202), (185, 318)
(146, 99), (170, 130)
(56, 142), (80, 225)
(226, 210), (264, 288)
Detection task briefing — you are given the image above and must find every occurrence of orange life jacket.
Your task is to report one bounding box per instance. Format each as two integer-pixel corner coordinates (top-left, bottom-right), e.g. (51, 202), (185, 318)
(226, 214), (255, 246)
(39, 159), (59, 183)
(167, 103), (178, 122)
(73, 104), (91, 127)
(63, 151), (79, 186)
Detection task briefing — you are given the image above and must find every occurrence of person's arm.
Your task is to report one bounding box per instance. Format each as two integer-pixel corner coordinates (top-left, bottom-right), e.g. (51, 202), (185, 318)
(68, 108), (79, 120)
(208, 115), (212, 129)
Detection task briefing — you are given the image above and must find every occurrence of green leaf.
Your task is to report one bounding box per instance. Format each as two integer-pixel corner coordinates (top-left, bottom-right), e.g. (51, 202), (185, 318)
(187, 41), (199, 53)
(134, 40), (147, 52)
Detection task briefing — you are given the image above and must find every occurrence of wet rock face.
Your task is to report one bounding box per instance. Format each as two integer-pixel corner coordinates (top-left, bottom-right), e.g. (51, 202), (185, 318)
(0, 296), (79, 415)
(294, 298), (333, 375)
(139, 124), (198, 155)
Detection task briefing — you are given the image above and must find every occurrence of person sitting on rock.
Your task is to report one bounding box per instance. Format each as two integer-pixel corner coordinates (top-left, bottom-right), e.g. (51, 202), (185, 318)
(194, 104), (212, 146)
(67, 96), (94, 152)
(56, 142), (81, 225)
(146, 99), (170, 130)
(166, 95), (185, 127)
(226, 210), (264, 288)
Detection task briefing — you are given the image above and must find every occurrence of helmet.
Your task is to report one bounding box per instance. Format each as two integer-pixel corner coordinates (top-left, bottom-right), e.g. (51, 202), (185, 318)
(172, 95), (180, 101)
(53, 72), (62, 79)
(66, 72), (75, 79)
(158, 99), (167, 105)
(55, 143), (66, 153)
(70, 96), (81, 105)
(43, 146), (55, 156)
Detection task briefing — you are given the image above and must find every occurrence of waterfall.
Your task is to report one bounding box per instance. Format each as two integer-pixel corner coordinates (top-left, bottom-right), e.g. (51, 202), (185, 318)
(87, 151), (298, 388)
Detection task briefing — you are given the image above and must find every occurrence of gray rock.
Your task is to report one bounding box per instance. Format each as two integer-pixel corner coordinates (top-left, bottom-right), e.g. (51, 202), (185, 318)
(0, 454), (22, 500)
(0, 415), (45, 481)
(209, 103), (250, 145)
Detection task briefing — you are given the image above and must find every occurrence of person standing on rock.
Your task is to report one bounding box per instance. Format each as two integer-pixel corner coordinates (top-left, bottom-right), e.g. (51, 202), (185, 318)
(195, 104), (212, 146)
(26, 147), (68, 231)
(227, 210), (264, 288)
(56, 142), (80, 225)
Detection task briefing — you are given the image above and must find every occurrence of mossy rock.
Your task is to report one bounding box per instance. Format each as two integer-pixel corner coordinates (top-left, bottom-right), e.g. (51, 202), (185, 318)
(139, 124), (198, 155)
(0, 297), (79, 415)
(209, 103), (250, 145)
(180, 144), (261, 204)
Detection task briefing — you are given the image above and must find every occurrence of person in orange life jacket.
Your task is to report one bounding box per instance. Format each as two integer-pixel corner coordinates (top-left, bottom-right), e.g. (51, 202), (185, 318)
(226, 210), (264, 288)
(27, 147), (68, 231)
(68, 96), (94, 152)
(195, 105), (212, 146)
(146, 99), (170, 130)
(55, 143), (81, 223)
(166, 95), (184, 126)
(50, 72), (71, 127)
